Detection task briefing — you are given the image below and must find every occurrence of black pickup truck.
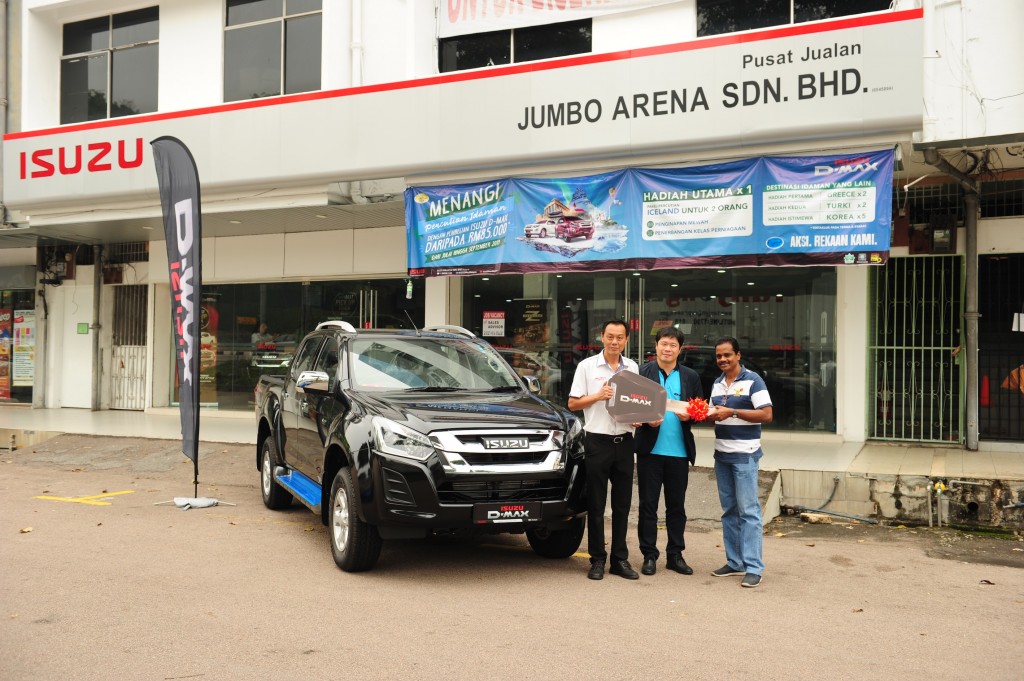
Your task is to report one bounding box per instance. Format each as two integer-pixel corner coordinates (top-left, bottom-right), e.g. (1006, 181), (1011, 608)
(254, 321), (587, 572)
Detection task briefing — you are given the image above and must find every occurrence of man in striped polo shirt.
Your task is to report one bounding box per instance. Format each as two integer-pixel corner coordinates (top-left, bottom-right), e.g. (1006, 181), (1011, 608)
(707, 336), (773, 588)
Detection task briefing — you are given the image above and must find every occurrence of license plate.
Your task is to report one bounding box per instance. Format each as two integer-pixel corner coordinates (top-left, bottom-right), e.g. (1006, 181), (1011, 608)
(482, 437), (529, 449)
(473, 501), (542, 523)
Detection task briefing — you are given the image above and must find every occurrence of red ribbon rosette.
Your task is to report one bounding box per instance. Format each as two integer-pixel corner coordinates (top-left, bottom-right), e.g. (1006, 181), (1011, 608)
(687, 396), (710, 422)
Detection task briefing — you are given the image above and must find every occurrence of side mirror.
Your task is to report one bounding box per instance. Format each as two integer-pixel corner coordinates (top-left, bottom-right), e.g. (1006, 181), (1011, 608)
(296, 370), (331, 394)
(522, 375), (541, 394)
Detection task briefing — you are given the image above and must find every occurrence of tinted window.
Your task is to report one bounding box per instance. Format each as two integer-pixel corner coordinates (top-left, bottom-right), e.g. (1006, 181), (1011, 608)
(290, 337), (323, 379)
(111, 44), (158, 117)
(225, 0), (321, 101)
(514, 20), (591, 63)
(224, 22), (281, 101)
(284, 14), (322, 94)
(61, 8), (158, 124)
(63, 17), (109, 55)
(60, 54), (108, 123)
(112, 7), (159, 46)
(227, 0), (282, 27)
(439, 19), (590, 73)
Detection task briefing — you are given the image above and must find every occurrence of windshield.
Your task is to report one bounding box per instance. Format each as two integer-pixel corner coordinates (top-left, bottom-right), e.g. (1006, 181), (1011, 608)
(349, 337), (522, 392)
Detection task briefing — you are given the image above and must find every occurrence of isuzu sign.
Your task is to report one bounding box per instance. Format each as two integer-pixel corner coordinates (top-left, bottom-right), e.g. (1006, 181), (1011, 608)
(2, 10), (921, 217)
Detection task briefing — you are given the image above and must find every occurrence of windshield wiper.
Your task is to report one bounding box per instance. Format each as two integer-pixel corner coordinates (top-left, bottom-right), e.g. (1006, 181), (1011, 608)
(406, 386), (466, 392)
(486, 386), (521, 392)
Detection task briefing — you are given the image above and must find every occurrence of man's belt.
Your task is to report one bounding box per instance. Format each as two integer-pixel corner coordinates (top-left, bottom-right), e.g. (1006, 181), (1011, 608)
(587, 432), (633, 444)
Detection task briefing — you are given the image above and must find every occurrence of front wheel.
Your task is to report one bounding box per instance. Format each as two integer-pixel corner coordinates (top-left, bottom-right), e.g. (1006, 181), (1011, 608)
(260, 438), (293, 509)
(526, 516), (585, 559)
(329, 467), (383, 572)
(539, 228), (547, 238)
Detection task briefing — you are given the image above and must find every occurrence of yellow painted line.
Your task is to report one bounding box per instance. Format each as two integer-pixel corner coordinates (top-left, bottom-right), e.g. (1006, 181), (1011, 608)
(34, 490), (135, 506)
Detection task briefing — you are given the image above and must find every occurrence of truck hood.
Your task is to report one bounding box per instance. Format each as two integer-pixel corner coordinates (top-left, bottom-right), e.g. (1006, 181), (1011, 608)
(352, 390), (569, 433)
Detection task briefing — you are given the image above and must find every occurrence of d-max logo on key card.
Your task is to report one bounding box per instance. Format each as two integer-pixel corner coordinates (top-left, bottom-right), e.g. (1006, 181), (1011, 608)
(487, 504), (531, 520)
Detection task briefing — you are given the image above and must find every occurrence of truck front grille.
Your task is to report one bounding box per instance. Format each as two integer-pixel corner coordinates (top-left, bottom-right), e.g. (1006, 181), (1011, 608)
(437, 478), (569, 504)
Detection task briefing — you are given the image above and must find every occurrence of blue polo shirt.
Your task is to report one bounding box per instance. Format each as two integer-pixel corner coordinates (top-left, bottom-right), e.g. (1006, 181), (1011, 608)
(651, 368), (686, 458)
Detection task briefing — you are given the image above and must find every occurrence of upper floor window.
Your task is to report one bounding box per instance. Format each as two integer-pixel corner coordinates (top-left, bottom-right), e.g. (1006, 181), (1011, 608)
(697, 0), (891, 37)
(439, 19), (591, 73)
(224, 0), (322, 102)
(60, 7), (159, 124)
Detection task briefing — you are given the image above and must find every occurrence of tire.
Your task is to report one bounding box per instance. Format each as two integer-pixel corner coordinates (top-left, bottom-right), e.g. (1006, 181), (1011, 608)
(561, 233), (571, 242)
(260, 438), (293, 510)
(329, 467), (383, 572)
(539, 228), (547, 238)
(526, 516), (585, 559)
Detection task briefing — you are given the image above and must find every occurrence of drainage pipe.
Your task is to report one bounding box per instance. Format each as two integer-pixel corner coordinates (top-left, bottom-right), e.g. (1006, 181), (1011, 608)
(783, 505), (879, 525)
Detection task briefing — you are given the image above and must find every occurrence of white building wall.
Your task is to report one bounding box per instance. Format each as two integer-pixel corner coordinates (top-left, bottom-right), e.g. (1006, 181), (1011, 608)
(921, 0), (1024, 144)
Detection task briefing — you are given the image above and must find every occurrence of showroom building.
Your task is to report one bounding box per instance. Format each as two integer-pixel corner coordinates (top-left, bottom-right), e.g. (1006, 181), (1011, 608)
(1, 0), (1023, 449)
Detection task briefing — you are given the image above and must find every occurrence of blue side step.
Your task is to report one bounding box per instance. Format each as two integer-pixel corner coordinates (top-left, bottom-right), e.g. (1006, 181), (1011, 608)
(275, 468), (322, 513)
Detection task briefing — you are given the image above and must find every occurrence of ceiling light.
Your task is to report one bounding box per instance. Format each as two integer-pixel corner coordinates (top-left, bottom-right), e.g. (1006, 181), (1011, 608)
(747, 282), (755, 285)
(632, 272), (641, 276)
(229, 219), (241, 224)
(315, 214), (327, 219)
(717, 269), (726, 274)
(670, 283), (678, 288)
(482, 277), (490, 281)
(474, 294), (480, 298)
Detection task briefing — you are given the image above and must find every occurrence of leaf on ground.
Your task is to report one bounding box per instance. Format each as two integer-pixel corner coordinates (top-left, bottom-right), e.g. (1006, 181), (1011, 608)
(304, 526), (316, 532)
(979, 579), (995, 585)
(852, 608), (864, 613)
(805, 543), (815, 547)
(19, 527), (32, 534)
(228, 521), (237, 525)
(774, 532), (786, 537)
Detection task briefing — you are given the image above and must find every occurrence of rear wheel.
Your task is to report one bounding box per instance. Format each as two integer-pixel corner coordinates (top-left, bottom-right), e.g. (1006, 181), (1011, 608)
(260, 438), (293, 509)
(329, 467), (383, 572)
(526, 516), (585, 559)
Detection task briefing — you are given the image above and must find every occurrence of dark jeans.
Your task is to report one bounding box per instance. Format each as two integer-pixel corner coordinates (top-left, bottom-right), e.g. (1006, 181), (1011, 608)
(584, 432), (635, 564)
(637, 452), (690, 560)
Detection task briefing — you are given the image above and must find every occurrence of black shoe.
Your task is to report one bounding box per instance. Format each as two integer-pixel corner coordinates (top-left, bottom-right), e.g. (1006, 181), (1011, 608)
(587, 562), (605, 580)
(666, 555), (694, 575)
(641, 557), (657, 575)
(609, 560), (640, 580)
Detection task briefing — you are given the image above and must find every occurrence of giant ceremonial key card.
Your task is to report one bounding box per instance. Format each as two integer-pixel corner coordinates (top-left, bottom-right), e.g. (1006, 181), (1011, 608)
(606, 372), (667, 423)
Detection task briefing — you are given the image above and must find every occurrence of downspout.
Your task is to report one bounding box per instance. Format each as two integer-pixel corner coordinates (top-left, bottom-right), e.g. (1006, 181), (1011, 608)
(92, 246), (103, 410)
(349, 0), (368, 204)
(922, 148), (979, 450)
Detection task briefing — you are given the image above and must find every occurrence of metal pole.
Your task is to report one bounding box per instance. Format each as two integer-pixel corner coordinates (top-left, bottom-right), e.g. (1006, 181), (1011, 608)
(92, 246), (103, 410)
(963, 192), (979, 450)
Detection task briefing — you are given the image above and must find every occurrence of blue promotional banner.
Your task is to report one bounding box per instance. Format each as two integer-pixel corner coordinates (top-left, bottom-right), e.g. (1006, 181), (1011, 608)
(405, 149), (893, 277)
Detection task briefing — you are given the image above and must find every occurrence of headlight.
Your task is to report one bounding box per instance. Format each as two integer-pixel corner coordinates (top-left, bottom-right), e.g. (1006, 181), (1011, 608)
(372, 417), (435, 461)
(568, 417), (583, 441)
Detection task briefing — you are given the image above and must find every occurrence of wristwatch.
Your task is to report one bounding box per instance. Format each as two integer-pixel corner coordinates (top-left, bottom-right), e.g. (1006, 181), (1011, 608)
(732, 409), (738, 419)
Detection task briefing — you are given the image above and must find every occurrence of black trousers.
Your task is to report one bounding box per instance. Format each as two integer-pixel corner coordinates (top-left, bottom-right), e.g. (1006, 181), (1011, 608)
(636, 452), (690, 560)
(584, 432), (635, 564)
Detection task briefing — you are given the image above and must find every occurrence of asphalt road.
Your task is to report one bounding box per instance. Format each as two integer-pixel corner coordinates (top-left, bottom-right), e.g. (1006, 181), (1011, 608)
(2, 435), (1023, 681)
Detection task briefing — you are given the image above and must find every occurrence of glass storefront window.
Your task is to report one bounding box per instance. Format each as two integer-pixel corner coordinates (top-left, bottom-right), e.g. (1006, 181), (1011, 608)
(172, 278), (424, 410)
(461, 268), (837, 432)
(0, 290), (37, 404)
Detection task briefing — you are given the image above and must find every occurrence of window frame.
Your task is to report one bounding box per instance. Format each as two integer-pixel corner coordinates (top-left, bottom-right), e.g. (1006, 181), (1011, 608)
(60, 7), (160, 124)
(438, 18), (592, 74)
(223, 0), (323, 102)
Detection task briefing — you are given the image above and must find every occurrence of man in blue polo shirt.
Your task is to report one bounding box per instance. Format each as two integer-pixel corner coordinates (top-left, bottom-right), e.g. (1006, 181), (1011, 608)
(633, 327), (703, 576)
(708, 336), (773, 588)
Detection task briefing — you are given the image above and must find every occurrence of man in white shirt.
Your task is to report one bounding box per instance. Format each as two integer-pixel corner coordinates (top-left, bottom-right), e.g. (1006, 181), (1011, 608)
(568, 320), (640, 581)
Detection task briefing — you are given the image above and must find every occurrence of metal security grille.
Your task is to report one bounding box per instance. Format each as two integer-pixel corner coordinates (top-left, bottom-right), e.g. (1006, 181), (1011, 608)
(869, 256), (963, 442)
(978, 254), (1024, 441)
(110, 285), (148, 410)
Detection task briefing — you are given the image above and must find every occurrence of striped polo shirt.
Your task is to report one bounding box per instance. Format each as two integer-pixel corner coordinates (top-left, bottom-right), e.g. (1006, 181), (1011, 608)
(710, 366), (772, 462)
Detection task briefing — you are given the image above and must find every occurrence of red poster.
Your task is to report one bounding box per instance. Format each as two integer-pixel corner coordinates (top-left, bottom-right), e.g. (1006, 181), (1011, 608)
(0, 309), (11, 400)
